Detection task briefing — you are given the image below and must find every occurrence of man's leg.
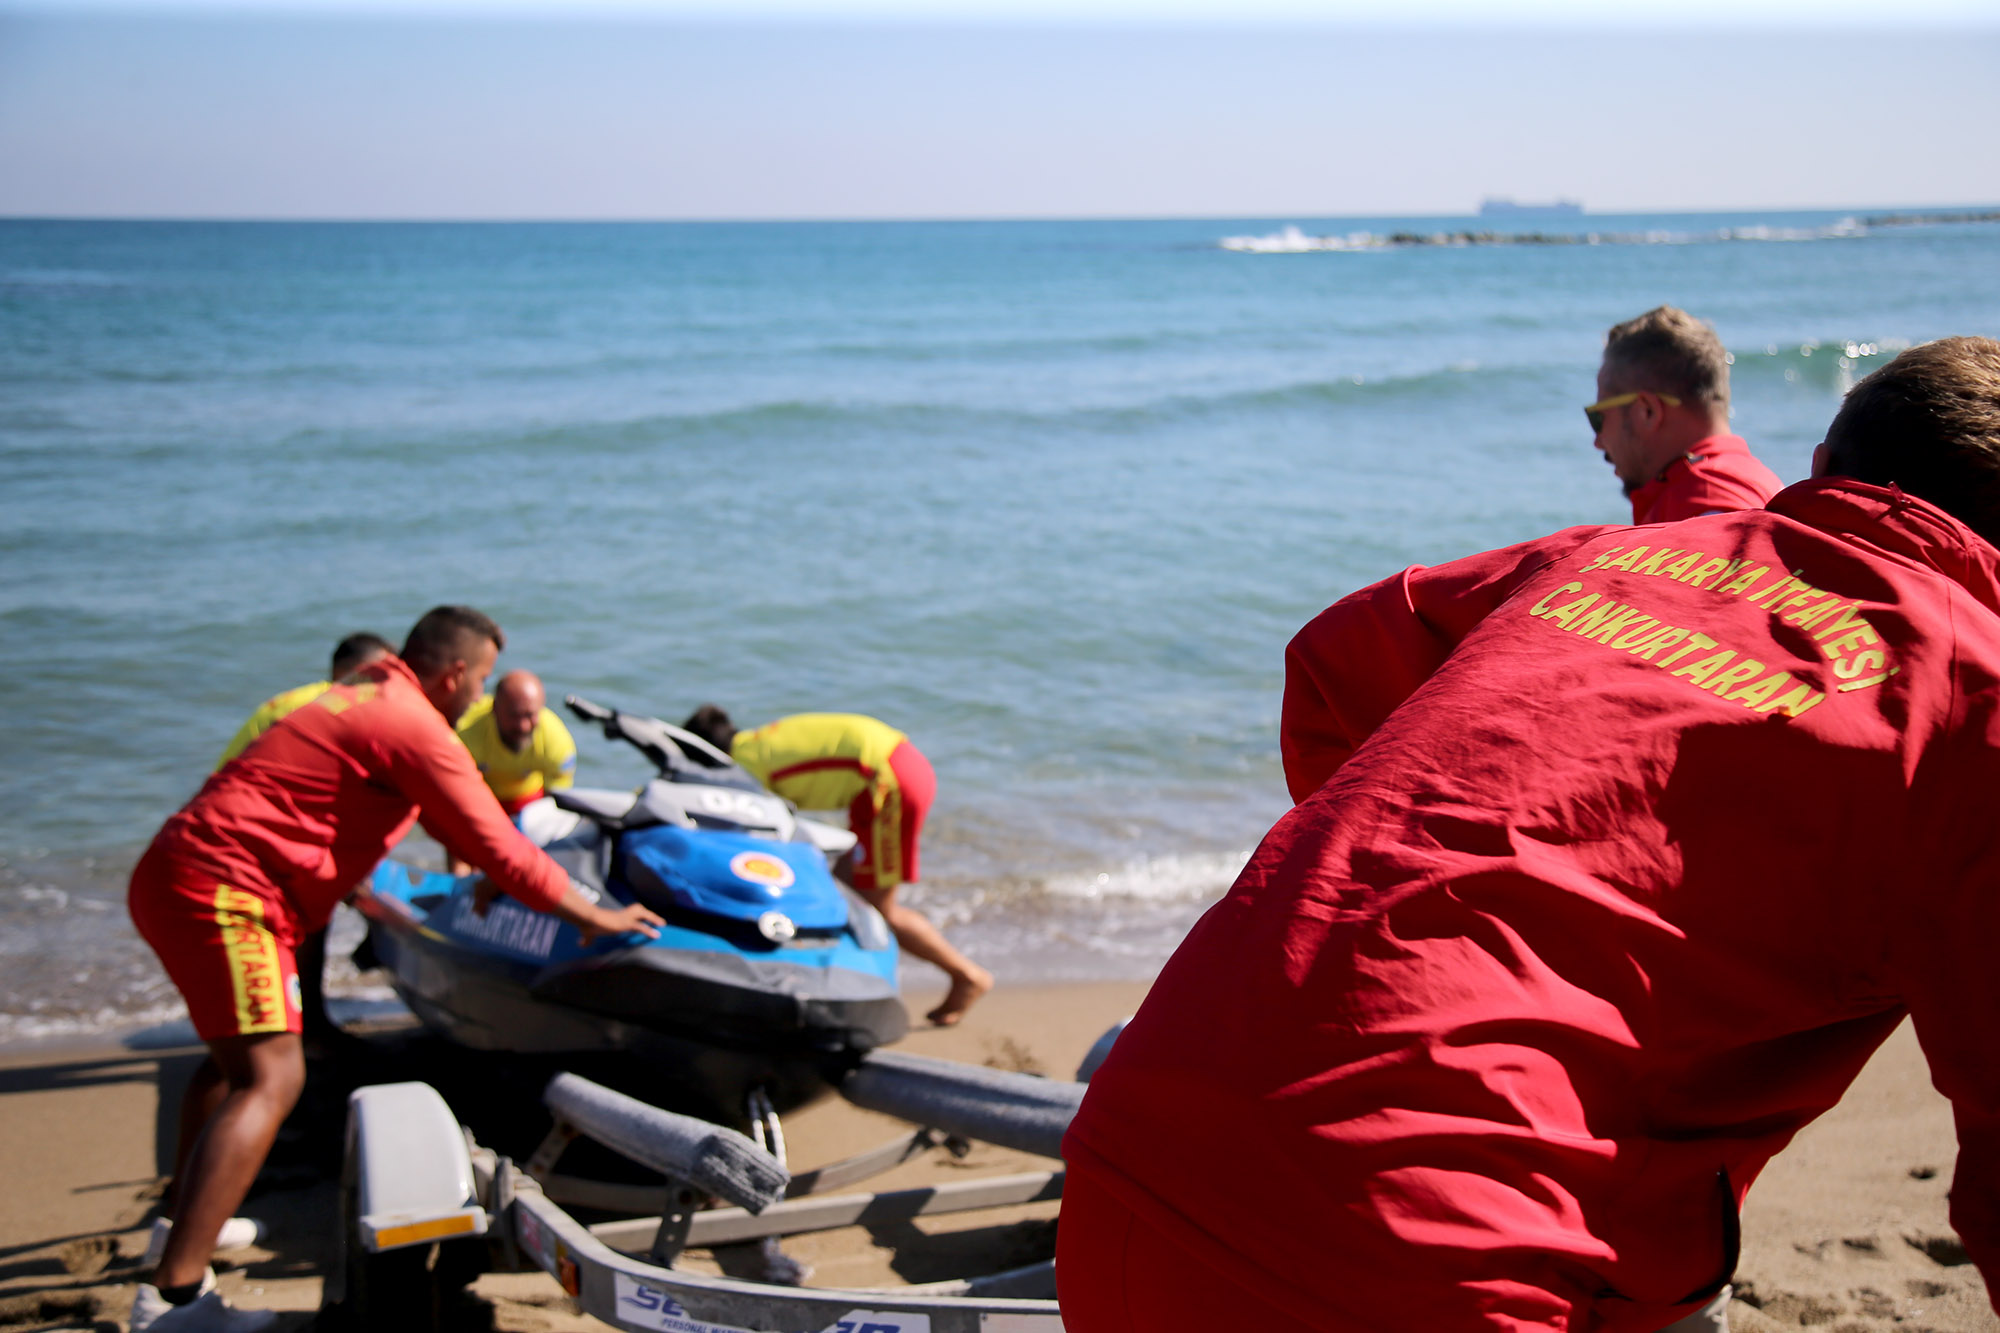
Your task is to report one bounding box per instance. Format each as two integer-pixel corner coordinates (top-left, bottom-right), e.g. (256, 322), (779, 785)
(152, 1032), (304, 1291)
(853, 741), (992, 1026)
(852, 880), (992, 1026)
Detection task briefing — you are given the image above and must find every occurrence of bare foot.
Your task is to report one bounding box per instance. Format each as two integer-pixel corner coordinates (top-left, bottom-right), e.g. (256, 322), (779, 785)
(926, 967), (994, 1027)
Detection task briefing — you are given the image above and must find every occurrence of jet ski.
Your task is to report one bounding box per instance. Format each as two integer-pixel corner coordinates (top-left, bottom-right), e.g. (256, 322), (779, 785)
(354, 695), (908, 1119)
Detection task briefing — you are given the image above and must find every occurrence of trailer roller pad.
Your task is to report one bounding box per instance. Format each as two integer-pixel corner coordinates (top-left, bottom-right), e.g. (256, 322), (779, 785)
(544, 1072), (790, 1212)
(839, 1051), (1084, 1162)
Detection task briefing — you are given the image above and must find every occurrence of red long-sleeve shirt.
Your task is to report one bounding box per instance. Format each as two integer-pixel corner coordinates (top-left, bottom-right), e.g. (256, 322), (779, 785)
(1629, 432), (1782, 525)
(1066, 479), (2000, 1330)
(153, 655), (569, 937)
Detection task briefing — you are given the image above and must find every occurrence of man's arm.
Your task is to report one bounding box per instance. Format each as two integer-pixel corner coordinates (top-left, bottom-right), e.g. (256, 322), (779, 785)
(392, 720), (662, 938)
(1281, 526), (1613, 804)
(540, 709), (578, 793)
(384, 709), (577, 914)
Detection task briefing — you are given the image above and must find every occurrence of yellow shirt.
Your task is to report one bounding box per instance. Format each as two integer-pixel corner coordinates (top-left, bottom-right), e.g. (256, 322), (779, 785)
(730, 713), (907, 812)
(454, 698), (578, 812)
(216, 680), (334, 769)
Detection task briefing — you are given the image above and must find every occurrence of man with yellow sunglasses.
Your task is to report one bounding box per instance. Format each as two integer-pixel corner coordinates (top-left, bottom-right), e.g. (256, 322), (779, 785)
(1588, 306), (1780, 524)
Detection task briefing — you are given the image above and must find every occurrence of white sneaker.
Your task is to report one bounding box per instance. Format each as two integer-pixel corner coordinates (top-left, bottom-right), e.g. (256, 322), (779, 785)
(129, 1269), (217, 1331)
(143, 1216), (266, 1265)
(129, 1287), (278, 1332)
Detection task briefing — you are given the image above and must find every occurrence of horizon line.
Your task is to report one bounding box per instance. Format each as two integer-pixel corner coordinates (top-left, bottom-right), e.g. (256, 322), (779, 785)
(5, 203), (2000, 226)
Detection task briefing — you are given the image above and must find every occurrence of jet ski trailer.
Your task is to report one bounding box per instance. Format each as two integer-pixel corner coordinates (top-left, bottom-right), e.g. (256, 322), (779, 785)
(325, 1031), (1128, 1333)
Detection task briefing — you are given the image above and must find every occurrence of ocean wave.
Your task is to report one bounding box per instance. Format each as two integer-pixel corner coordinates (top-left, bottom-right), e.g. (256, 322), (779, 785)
(0, 268), (132, 293)
(307, 361), (1516, 458)
(1220, 218), (1873, 253)
(1733, 338), (1910, 393)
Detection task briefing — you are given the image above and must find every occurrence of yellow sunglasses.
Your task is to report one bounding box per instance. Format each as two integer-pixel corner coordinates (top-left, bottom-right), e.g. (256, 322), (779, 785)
(1585, 390), (1681, 433)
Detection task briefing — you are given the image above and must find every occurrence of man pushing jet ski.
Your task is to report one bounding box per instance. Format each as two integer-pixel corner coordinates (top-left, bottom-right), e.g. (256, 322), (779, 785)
(126, 606), (663, 1332)
(682, 707), (992, 1027)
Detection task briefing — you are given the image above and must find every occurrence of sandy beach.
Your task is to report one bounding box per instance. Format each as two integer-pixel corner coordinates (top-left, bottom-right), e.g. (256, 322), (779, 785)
(0, 983), (1991, 1332)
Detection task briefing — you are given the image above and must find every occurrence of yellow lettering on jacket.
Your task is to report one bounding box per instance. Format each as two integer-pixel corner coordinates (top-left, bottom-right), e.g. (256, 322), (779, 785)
(1531, 582), (1585, 616)
(1569, 601), (1630, 638)
(1717, 565), (1767, 596)
(1608, 617), (1662, 649)
(1726, 672), (1793, 708)
(1831, 649), (1888, 680)
(1581, 606), (1654, 644)
(1629, 627), (1687, 660)
(1784, 595), (1846, 630)
(1812, 603), (1870, 642)
(1671, 650), (1736, 686)
(1633, 548), (1680, 576)
(1604, 547), (1646, 572)
(1703, 659), (1767, 695)
(1821, 623), (1881, 658)
(1662, 552), (1704, 580)
(1656, 633), (1718, 669)
(1546, 594), (1600, 630)
(1684, 558), (1730, 587)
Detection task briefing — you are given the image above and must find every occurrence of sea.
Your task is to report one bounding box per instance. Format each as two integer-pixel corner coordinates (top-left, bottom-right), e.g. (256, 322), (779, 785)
(4, 209), (1997, 1047)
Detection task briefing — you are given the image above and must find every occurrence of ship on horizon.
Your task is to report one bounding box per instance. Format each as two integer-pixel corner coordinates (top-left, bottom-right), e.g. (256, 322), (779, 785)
(1479, 197), (1584, 217)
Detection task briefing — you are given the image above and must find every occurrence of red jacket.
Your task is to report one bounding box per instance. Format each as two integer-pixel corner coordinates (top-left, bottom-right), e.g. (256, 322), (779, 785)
(1629, 432), (1781, 525)
(1065, 479), (2000, 1331)
(150, 655), (569, 937)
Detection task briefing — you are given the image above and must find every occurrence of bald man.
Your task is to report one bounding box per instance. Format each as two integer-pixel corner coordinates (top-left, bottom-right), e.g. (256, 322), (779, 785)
(455, 670), (579, 816)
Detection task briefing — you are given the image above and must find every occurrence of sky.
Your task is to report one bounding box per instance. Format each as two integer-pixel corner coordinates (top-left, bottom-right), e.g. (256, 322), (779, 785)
(1, 1), (1997, 219)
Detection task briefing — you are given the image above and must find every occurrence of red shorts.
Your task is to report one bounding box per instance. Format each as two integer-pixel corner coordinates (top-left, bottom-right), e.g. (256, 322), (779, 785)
(1057, 1163), (1319, 1333)
(847, 740), (934, 892)
(128, 840), (302, 1042)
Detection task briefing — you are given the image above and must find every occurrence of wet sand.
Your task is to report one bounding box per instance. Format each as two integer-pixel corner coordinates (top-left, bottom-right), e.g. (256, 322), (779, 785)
(0, 987), (1990, 1331)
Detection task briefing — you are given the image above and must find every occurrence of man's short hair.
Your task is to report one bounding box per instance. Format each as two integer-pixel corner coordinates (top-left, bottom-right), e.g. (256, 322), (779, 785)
(330, 632), (393, 679)
(681, 704), (737, 755)
(400, 606), (505, 677)
(1602, 306), (1731, 411)
(1825, 336), (2000, 548)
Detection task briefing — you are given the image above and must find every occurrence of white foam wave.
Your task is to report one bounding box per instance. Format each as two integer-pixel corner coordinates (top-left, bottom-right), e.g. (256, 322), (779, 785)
(1039, 848), (1251, 904)
(0, 999), (191, 1047)
(1219, 218), (1872, 253)
(1219, 225), (1378, 253)
(0, 984), (410, 1051)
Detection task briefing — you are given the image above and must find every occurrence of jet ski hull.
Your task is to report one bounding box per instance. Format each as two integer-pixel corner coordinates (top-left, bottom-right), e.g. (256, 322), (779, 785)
(358, 861), (908, 1117)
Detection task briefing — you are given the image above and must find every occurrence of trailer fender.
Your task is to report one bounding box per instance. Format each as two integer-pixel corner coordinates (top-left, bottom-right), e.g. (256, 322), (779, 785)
(345, 1081), (489, 1253)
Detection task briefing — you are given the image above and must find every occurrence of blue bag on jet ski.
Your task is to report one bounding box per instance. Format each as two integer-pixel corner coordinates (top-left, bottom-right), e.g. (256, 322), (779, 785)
(622, 825), (849, 930)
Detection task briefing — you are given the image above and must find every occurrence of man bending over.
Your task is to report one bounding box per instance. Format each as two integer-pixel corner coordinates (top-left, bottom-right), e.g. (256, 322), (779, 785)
(683, 707), (992, 1027)
(127, 607), (661, 1331)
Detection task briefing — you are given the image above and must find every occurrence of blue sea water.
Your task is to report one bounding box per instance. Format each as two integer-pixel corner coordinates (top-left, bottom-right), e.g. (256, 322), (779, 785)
(3, 210), (1997, 1042)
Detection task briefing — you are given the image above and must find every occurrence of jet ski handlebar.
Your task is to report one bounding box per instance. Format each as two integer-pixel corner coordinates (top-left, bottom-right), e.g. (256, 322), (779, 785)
(564, 694), (736, 773)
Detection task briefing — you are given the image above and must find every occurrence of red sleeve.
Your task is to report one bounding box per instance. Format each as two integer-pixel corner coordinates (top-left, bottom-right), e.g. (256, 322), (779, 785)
(1897, 674), (2000, 1300)
(1280, 526), (1613, 804)
(379, 704), (572, 913)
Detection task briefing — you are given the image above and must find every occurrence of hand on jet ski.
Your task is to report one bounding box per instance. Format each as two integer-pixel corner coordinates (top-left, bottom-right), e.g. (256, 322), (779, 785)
(470, 873), (663, 944)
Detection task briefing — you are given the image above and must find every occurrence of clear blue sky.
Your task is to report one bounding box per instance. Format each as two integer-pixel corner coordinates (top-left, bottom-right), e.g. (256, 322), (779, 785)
(2, 2), (1996, 219)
